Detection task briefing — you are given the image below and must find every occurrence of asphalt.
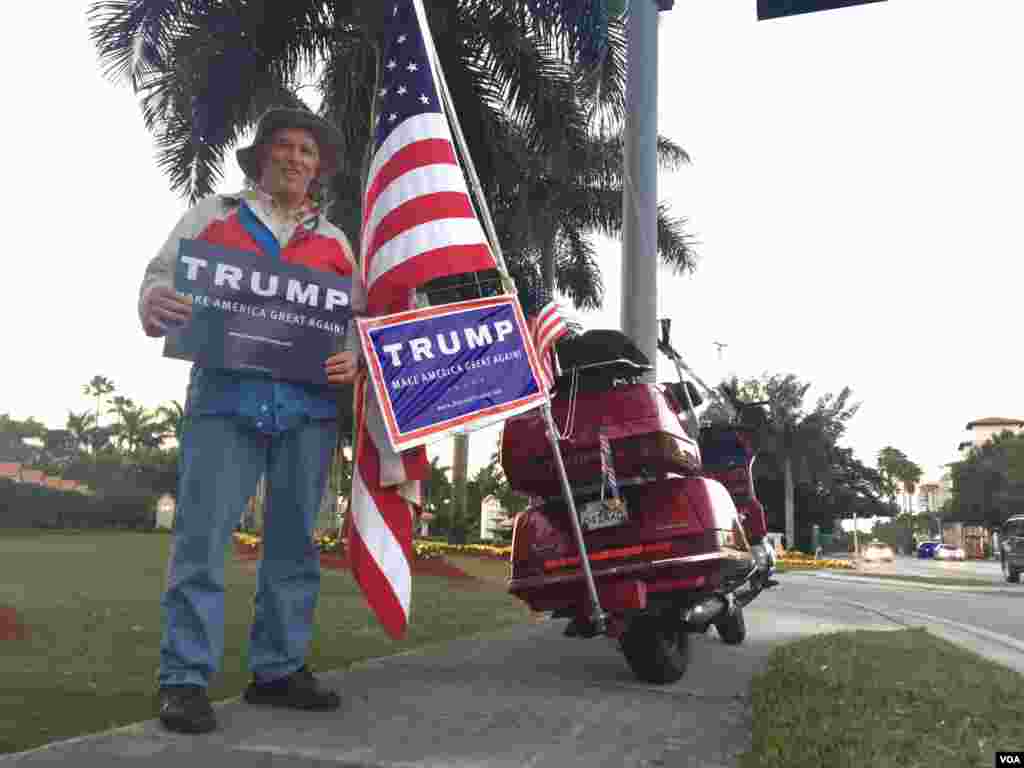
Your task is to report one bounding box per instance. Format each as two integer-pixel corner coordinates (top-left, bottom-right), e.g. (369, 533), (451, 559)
(4, 576), (1021, 767)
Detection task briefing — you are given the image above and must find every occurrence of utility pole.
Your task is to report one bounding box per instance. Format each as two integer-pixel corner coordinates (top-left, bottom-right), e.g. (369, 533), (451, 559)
(620, 0), (673, 377)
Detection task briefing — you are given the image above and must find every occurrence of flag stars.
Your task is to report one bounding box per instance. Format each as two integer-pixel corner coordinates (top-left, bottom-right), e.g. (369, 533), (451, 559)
(379, 87), (389, 97)
(388, 113), (398, 123)
(397, 34), (408, 44)
(406, 61), (419, 72)
(419, 94), (429, 104)
(386, 59), (397, 71)
(396, 85), (408, 96)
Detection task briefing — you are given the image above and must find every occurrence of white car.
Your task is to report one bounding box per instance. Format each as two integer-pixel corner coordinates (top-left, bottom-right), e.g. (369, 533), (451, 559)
(861, 541), (895, 562)
(934, 544), (966, 561)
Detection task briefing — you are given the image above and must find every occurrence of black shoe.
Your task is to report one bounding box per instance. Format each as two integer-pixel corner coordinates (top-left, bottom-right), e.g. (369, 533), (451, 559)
(157, 685), (217, 734)
(243, 666), (340, 711)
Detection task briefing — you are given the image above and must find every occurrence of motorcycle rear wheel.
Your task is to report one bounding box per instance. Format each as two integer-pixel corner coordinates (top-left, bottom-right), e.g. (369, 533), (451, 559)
(619, 615), (690, 684)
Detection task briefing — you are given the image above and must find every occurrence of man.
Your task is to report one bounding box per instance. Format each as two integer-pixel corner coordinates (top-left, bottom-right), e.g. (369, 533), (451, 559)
(140, 107), (361, 734)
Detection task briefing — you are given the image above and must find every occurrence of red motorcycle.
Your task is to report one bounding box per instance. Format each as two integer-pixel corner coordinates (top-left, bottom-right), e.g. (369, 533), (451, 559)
(500, 321), (777, 683)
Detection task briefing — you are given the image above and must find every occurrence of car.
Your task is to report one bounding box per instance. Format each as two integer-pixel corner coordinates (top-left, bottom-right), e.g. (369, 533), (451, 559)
(861, 540), (895, 562)
(917, 541), (941, 559)
(934, 544), (966, 561)
(1000, 515), (1024, 584)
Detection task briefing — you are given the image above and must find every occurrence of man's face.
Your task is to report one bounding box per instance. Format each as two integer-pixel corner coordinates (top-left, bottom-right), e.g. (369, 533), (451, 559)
(259, 127), (321, 200)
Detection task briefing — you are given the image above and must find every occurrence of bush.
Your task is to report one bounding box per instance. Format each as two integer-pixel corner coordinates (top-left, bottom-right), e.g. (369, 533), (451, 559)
(0, 478), (156, 530)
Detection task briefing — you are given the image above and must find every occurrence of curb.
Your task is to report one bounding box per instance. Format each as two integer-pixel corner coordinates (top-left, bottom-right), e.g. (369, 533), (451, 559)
(791, 570), (1024, 595)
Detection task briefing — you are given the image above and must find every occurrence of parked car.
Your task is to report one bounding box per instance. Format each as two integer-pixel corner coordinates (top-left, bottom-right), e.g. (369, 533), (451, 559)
(934, 544), (965, 561)
(861, 540), (895, 562)
(1000, 515), (1024, 584)
(916, 541), (941, 559)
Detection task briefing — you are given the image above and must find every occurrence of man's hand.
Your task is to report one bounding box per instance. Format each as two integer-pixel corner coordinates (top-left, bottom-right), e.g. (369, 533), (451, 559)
(325, 351), (361, 386)
(142, 286), (193, 337)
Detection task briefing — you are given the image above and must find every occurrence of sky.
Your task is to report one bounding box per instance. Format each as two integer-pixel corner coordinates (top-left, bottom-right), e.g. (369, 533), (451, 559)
(2, 1), (1022, 488)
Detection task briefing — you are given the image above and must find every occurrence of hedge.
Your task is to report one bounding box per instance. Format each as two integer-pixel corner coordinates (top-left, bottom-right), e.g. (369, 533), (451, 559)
(0, 478), (157, 530)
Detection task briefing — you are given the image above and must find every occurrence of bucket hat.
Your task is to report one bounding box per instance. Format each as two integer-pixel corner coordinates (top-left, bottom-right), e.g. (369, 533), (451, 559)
(236, 107), (344, 182)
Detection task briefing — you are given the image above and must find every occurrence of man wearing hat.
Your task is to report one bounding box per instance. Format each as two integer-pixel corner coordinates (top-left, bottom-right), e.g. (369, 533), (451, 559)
(139, 107), (363, 734)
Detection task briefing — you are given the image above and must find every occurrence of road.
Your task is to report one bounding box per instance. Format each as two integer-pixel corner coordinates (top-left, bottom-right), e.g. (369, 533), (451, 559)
(4, 571), (1022, 767)
(836, 552), (1008, 582)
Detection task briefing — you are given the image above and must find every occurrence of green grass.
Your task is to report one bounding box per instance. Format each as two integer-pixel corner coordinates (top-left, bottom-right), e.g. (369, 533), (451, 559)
(0, 530), (531, 755)
(444, 553), (511, 586)
(739, 627), (1024, 768)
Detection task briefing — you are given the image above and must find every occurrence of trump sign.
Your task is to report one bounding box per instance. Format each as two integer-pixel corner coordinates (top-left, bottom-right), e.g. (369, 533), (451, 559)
(164, 239), (353, 386)
(357, 295), (549, 452)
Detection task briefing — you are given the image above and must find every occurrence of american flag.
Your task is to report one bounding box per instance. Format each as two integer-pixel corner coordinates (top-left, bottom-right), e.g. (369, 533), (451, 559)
(599, 432), (618, 499)
(348, 0), (497, 640)
(360, 0), (497, 316)
(527, 295), (569, 393)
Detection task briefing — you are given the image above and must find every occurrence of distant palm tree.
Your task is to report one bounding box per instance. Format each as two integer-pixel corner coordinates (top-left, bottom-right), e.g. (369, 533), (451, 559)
(83, 375), (115, 431)
(66, 410), (96, 453)
(722, 373), (858, 549)
(156, 400), (186, 442)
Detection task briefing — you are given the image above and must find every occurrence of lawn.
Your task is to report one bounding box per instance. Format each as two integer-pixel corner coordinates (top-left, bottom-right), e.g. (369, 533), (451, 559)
(739, 627), (1024, 767)
(0, 530), (531, 755)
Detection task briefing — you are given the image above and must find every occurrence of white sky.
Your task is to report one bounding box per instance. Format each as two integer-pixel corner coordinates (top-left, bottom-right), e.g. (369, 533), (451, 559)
(2, 1), (1021, 485)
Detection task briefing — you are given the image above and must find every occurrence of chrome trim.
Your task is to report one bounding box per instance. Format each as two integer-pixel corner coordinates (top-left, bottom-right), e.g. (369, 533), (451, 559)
(508, 551), (730, 591)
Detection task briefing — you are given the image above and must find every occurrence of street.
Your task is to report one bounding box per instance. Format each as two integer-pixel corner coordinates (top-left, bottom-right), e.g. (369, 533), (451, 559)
(6, 570), (1023, 767)
(834, 552), (1008, 582)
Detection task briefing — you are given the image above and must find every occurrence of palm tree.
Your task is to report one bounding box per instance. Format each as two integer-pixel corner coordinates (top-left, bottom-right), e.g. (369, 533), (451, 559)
(82, 375), (115, 432)
(156, 400), (186, 442)
(721, 373), (858, 550)
(88, 1), (695, 307)
(66, 410), (97, 453)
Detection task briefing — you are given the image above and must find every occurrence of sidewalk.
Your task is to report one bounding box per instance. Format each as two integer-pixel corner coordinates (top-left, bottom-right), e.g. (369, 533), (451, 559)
(1, 595), (900, 768)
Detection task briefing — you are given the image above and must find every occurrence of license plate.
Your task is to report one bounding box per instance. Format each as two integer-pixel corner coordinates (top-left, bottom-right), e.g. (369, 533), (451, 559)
(580, 498), (629, 531)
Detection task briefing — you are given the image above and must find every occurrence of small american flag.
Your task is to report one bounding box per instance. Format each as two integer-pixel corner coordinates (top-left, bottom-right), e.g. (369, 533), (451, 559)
(349, 0), (497, 640)
(523, 285), (569, 393)
(599, 432), (618, 499)
(360, 0), (497, 316)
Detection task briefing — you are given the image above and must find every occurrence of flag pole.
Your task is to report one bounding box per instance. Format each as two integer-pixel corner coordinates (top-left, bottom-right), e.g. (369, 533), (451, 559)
(409, 0), (608, 633)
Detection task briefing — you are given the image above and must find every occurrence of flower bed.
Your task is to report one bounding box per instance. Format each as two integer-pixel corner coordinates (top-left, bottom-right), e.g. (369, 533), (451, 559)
(232, 532), (474, 579)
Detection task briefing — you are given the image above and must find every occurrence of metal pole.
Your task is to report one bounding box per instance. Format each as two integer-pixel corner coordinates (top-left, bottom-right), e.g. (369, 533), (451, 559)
(621, 0), (661, 382)
(542, 404), (608, 633)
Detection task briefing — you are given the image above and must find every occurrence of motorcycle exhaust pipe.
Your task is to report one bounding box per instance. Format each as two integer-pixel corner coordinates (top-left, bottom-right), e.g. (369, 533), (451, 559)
(684, 595), (729, 625)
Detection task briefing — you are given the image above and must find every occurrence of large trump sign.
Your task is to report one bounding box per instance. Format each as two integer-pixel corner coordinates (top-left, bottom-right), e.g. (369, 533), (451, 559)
(164, 239), (353, 386)
(357, 295), (549, 452)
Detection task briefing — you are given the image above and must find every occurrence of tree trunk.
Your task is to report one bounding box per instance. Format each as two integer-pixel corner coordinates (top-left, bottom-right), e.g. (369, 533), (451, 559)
(451, 434), (469, 544)
(784, 456), (796, 551)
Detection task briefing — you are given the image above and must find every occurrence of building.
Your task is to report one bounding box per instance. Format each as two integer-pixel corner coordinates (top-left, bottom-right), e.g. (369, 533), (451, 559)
(479, 495), (512, 541)
(20, 470), (45, 486)
(960, 417), (1024, 454)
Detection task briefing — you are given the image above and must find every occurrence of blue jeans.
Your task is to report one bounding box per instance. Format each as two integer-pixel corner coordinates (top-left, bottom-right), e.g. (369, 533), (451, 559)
(158, 415), (337, 688)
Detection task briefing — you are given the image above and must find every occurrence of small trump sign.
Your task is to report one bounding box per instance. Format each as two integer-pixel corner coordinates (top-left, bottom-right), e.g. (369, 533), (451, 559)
(356, 295), (549, 452)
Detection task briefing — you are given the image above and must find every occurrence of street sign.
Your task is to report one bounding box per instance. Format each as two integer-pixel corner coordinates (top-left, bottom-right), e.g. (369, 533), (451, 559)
(758, 0), (885, 21)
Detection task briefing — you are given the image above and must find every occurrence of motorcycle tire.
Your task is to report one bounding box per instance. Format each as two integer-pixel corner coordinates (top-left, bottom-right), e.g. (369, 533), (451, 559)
(714, 605), (747, 645)
(1003, 557), (1020, 584)
(619, 615), (690, 684)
